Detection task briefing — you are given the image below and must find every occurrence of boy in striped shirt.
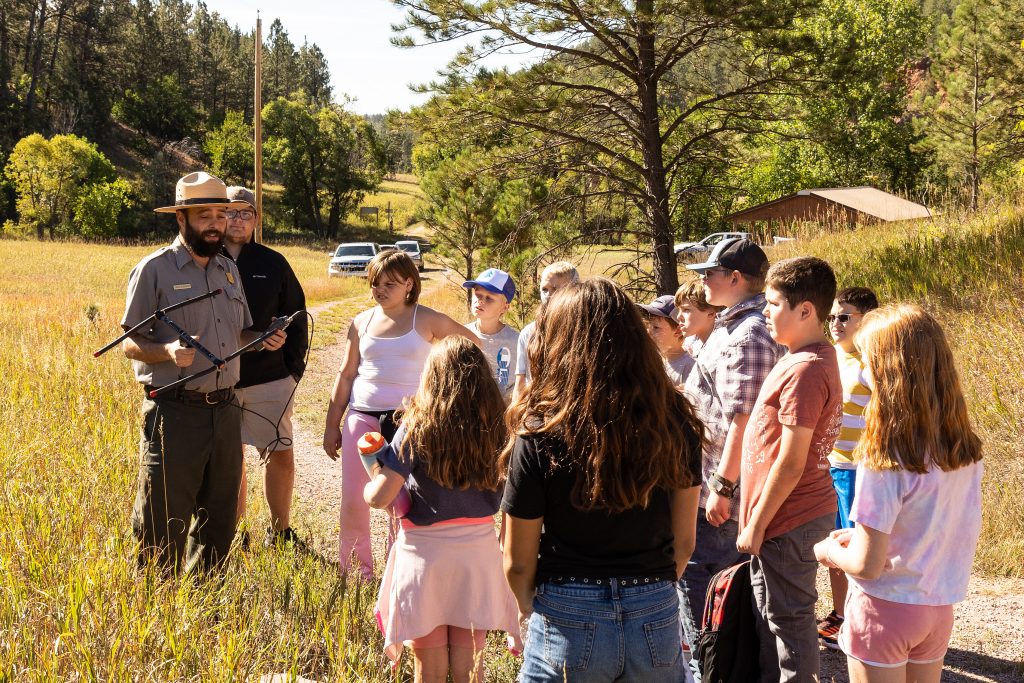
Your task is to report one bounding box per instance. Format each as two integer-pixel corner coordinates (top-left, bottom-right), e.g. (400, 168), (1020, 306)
(818, 286), (879, 649)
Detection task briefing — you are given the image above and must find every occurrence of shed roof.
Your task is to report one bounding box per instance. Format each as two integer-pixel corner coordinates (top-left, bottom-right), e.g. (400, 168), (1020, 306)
(727, 186), (932, 223)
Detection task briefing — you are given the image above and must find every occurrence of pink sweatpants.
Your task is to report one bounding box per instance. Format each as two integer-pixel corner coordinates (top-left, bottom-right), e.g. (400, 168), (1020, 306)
(339, 410), (396, 580)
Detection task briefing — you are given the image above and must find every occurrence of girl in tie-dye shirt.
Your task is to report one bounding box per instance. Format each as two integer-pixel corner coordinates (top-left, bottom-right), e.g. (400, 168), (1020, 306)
(814, 304), (983, 682)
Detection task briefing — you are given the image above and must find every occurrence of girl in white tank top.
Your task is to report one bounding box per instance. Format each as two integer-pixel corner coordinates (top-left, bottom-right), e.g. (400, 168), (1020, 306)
(321, 249), (479, 580)
(350, 305), (432, 412)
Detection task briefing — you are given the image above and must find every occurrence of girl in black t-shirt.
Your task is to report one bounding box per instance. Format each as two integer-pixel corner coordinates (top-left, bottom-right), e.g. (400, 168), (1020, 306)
(501, 277), (704, 683)
(364, 336), (521, 681)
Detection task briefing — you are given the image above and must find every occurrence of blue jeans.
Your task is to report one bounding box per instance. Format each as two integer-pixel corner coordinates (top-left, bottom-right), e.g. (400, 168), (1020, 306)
(676, 513), (745, 679)
(519, 579), (688, 683)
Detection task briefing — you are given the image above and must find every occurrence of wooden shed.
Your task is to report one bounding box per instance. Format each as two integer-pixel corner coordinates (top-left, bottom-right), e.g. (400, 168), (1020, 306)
(726, 186), (932, 225)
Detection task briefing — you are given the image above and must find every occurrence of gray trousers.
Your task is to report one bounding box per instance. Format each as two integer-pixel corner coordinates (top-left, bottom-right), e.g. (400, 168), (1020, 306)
(131, 395), (242, 573)
(750, 513), (834, 682)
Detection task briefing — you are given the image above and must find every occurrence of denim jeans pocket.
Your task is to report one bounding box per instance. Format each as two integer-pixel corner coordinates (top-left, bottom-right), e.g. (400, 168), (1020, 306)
(644, 612), (683, 668)
(542, 613), (596, 673)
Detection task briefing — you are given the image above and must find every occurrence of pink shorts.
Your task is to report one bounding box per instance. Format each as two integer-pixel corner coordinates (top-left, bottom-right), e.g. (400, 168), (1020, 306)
(840, 586), (953, 667)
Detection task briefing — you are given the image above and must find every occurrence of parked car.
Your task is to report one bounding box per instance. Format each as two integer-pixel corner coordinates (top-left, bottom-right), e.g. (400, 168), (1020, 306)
(674, 231), (751, 261)
(328, 242), (379, 277)
(379, 244), (399, 252)
(395, 240), (424, 272)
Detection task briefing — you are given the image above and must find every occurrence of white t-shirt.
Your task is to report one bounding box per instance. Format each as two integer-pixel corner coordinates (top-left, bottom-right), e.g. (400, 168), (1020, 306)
(850, 459), (983, 605)
(466, 320), (520, 399)
(664, 353), (695, 387)
(515, 321), (535, 380)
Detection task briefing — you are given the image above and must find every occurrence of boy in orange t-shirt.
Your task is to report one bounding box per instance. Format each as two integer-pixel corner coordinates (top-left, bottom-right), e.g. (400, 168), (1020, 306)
(737, 256), (843, 682)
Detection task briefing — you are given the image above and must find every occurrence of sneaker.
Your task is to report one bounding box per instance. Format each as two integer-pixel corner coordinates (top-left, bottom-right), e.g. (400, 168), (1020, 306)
(817, 610), (843, 650)
(263, 527), (307, 551)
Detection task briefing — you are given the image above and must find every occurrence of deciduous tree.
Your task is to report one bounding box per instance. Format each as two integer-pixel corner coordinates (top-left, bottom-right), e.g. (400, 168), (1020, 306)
(737, 0), (930, 205)
(263, 93), (382, 238)
(204, 110), (253, 185)
(4, 131), (116, 238)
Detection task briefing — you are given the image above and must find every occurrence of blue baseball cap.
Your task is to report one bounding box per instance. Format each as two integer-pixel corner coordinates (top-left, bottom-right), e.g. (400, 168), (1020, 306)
(638, 294), (677, 320)
(463, 268), (516, 301)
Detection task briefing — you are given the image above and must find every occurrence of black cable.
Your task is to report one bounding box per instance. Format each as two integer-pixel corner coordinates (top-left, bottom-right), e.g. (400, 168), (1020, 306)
(230, 310), (315, 465)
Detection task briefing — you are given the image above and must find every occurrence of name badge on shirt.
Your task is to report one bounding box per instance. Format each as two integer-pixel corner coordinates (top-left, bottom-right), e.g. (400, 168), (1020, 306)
(226, 272), (235, 285)
(173, 284), (192, 291)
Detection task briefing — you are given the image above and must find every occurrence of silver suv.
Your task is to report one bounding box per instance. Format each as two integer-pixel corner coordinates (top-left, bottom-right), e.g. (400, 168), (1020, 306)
(674, 231), (751, 261)
(395, 240), (424, 272)
(328, 242), (378, 277)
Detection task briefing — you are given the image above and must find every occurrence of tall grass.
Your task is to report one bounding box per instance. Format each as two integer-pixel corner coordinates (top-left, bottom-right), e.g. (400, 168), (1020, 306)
(351, 176), (426, 232)
(1, 203), (1022, 679)
(261, 175), (426, 241)
(0, 238), (515, 681)
(450, 208), (1024, 577)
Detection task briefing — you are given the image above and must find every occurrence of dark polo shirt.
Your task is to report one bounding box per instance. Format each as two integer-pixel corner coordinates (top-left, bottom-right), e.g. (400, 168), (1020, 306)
(224, 241), (308, 388)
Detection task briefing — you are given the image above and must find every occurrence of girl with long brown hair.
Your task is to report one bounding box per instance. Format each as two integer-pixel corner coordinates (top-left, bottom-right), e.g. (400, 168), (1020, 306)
(814, 304), (983, 683)
(501, 277), (704, 682)
(364, 336), (520, 683)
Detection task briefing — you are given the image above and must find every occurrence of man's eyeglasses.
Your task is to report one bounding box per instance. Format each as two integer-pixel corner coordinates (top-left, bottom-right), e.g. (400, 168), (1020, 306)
(826, 313), (860, 324)
(226, 209), (255, 220)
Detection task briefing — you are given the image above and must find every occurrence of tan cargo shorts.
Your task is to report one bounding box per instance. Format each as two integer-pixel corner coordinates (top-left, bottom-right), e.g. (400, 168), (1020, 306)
(235, 375), (297, 453)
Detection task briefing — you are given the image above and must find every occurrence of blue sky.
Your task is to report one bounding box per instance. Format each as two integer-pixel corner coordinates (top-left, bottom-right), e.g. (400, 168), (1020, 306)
(203, 0), (526, 115)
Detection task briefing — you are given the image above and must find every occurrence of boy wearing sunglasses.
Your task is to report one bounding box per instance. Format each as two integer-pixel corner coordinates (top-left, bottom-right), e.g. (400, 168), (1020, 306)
(817, 286), (879, 649)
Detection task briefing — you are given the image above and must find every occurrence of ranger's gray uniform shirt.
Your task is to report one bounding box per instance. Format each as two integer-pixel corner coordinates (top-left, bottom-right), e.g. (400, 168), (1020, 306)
(121, 235), (253, 392)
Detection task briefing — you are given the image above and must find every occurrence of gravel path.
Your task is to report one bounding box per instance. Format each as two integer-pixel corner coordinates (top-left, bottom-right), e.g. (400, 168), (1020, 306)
(816, 572), (1024, 681)
(273, 279), (1024, 682)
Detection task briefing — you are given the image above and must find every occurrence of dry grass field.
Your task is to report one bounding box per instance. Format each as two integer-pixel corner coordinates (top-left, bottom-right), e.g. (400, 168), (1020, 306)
(1, 203), (1022, 680)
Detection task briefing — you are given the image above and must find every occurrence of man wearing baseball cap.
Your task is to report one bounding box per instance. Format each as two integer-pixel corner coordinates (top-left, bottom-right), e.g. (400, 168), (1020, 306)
(120, 172), (287, 573)
(222, 186), (309, 549)
(676, 237), (785, 675)
(462, 268), (520, 400)
(637, 294), (693, 387)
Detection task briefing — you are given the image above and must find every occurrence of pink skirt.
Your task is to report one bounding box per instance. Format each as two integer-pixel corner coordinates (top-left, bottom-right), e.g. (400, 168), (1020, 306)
(374, 519), (524, 664)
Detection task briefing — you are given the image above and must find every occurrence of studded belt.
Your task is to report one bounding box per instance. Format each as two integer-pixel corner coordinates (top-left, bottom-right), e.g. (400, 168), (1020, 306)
(544, 574), (674, 586)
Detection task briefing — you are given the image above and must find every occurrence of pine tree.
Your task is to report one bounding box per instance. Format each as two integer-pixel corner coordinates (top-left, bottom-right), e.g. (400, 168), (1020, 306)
(916, 0), (1024, 209)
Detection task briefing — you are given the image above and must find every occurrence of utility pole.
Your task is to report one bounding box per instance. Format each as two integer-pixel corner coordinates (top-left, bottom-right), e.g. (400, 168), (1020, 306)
(254, 12), (263, 243)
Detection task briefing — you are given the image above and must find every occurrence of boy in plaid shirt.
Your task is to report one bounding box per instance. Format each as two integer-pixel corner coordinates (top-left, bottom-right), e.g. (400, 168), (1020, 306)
(678, 238), (784, 674)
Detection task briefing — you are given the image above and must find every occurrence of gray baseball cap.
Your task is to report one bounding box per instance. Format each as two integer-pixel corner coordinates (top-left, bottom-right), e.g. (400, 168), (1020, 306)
(226, 186), (257, 210)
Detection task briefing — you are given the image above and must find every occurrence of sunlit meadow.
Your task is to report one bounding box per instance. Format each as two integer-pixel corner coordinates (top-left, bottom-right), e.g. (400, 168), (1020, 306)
(1, 204), (1022, 679)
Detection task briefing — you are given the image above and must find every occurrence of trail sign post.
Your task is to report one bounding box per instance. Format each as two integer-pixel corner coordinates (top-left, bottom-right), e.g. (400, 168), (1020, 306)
(359, 206), (379, 227)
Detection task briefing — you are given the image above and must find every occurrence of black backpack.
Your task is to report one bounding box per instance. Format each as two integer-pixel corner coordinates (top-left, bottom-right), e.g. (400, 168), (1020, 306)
(695, 560), (760, 683)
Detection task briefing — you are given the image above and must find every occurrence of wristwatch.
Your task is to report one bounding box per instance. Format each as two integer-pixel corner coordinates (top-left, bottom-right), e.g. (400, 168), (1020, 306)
(707, 472), (737, 499)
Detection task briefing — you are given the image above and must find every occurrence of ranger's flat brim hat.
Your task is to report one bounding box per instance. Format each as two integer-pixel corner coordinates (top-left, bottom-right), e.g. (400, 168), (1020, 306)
(154, 171), (231, 213)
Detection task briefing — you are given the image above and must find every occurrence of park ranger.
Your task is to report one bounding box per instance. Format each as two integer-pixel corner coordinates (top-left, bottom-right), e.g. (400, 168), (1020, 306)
(120, 171), (286, 573)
